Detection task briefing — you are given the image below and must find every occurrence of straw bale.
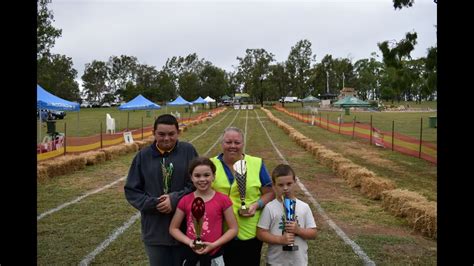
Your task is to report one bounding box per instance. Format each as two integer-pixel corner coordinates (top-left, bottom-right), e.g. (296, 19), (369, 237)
(134, 140), (148, 150)
(360, 177), (396, 200)
(80, 150), (106, 166)
(331, 157), (354, 173)
(381, 189), (428, 217)
(405, 200), (437, 239)
(100, 146), (120, 161)
(38, 155), (86, 178)
(345, 167), (376, 188)
(37, 165), (49, 182)
(336, 163), (361, 180)
(317, 150), (341, 168)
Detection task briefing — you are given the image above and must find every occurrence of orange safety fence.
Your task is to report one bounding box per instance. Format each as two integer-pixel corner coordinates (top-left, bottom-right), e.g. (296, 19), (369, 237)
(37, 108), (226, 162)
(274, 106), (437, 164)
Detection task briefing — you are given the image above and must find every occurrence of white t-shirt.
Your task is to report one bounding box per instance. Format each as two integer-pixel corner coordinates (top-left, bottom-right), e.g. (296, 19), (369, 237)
(257, 198), (317, 266)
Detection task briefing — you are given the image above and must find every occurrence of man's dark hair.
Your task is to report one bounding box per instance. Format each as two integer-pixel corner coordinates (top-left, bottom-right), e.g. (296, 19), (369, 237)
(271, 164), (296, 183)
(154, 114), (179, 131)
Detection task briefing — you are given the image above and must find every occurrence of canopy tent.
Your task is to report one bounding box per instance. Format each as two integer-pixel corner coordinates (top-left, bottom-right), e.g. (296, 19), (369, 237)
(119, 94), (161, 110)
(167, 96), (193, 120)
(204, 96), (216, 103)
(301, 95), (321, 103)
(333, 96), (371, 108)
(220, 95), (231, 101)
(191, 96), (207, 104)
(119, 94), (161, 130)
(37, 84), (80, 147)
(167, 95), (193, 106)
(37, 84), (80, 111)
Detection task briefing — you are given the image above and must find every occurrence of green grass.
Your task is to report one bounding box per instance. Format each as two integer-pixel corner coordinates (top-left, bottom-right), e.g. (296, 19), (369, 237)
(37, 108), (437, 265)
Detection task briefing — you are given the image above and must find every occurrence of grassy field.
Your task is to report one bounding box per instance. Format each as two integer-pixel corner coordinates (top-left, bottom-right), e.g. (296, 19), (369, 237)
(37, 107), (437, 265)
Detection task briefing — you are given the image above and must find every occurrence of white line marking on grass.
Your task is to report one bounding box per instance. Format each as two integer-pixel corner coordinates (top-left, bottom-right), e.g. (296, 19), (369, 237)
(188, 109), (233, 143)
(79, 212), (141, 266)
(37, 176), (127, 221)
(203, 110), (241, 156)
(254, 110), (376, 266)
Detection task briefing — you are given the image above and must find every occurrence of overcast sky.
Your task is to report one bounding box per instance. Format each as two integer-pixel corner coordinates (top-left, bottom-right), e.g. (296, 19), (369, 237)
(49, 0), (437, 89)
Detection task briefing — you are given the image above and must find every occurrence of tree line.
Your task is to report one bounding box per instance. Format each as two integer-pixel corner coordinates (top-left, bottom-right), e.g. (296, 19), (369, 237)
(37, 0), (437, 106)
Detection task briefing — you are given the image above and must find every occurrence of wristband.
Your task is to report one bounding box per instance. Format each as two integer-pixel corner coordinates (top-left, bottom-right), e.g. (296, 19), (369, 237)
(257, 199), (264, 209)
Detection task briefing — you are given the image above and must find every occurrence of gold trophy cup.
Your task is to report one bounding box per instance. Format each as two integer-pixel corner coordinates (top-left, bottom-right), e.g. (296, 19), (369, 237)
(191, 197), (206, 249)
(233, 159), (249, 215)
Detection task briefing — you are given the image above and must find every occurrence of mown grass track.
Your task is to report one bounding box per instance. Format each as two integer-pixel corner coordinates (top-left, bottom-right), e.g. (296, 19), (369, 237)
(37, 108), (436, 265)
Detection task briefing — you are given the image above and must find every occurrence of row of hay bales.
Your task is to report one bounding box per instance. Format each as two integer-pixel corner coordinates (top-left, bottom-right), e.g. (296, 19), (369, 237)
(37, 108), (227, 183)
(261, 108), (436, 239)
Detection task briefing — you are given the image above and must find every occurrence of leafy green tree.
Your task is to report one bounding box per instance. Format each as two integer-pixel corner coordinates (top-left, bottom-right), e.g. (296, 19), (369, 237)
(286, 39), (315, 102)
(423, 46), (437, 101)
(353, 54), (384, 100)
(236, 49), (274, 106)
(37, 54), (81, 102)
(393, 0), (437, 10)
(199, 64), (228, 101)
(37, 0), (62, 59)
(81, 60), (109, 104)
(178, 72), (200, 101)
(107, 55), (139, 101)
(378, 32), (418, 102)
(156, 70), (177, 103)
(268, 63), (290, 106)
(332, 57), (355, 91)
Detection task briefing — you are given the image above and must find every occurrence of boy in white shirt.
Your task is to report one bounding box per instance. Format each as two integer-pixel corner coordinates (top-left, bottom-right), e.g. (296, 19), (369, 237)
(257, 164), (317, 266)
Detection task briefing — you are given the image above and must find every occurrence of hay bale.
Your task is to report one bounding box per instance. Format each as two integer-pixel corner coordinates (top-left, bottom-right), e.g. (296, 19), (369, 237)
(405, 200), (437, 239)
(345, 168), (376, 188)
(335, 162), (360, 179)
(331, 157), (354, 173)
(360, 177), (396, 200)
(37, 165), (49, 182)
(80, 150), (106, 166)
(381, 189), (428, 217)
(38, 155), (87, 179)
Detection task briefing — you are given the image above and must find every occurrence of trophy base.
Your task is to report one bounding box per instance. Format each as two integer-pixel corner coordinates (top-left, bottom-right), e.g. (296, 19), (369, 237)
(238, 208), (250, 215)
(193, 240), (206, 250)
(282, 244), (299, 251)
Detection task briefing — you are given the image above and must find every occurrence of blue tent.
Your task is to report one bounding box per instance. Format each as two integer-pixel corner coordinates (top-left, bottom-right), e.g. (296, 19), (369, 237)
(119, 94), (161, 110)
(168, 95), (193, 106)
(37, 84), (80, 111)
(192, 96), (207, 104)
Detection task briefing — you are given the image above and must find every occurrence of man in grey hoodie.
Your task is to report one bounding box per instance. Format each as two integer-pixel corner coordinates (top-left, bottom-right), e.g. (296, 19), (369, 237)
(125, 114), (198, 265)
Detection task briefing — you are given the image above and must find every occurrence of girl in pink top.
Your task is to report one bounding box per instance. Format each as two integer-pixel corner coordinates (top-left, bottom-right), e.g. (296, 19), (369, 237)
(170, 157), (238, 266)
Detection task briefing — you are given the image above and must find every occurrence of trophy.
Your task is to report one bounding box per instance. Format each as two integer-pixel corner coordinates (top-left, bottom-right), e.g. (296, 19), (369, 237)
(233, 160), (249, 215)
(191, 197), (206, 249)
(282, 196), (299, 251)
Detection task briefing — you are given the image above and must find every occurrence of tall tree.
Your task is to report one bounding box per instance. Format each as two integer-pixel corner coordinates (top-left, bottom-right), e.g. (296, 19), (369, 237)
(81, 60), (109, 104)
(236, 48), (274, 106)
(37, 54), (81, 102)
(378, 32), (418, 102)
(268, 63), (290, 106)
(286, 39), (315, 101)
(107, 55), (139, 101)
(37, 0), (62, 59)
